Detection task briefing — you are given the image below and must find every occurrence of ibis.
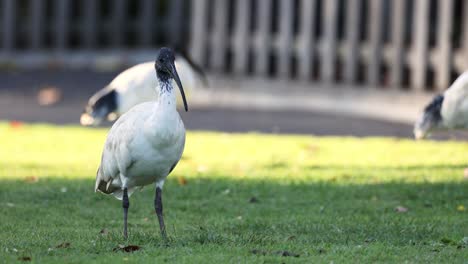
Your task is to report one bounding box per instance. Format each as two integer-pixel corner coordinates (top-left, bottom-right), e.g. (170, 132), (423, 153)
(81, 51), (205, 126)
(414, 72), (468, 139)
(95, 48), (188, 239)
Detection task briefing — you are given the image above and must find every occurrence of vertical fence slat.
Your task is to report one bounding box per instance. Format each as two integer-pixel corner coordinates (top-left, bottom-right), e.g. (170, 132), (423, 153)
(55, 0), (70, 50)
(139, 0), (154, 47)
(83, 0), (97, 49)
(277, 0), (293, 79)
(210, 0), (228, 71)
(168, 0), (184, 46)
(233, 0), (250, 75)
(344, 0), (361, 83)
(464, 0), (468, 71)
(411, 0), (430, 91)
(111, 0), (126, 48)
(1, 0), (15, 52)
(321, 0), (339, 83)
(436, 0), (454, 91)
(254, 0), (272, 76)
(190, 0), (208, 66)
(390, 0), (405, 88)
(367, 0), (384, 86)
(30, 0), (44, 50)
(298, 0), (317, 81)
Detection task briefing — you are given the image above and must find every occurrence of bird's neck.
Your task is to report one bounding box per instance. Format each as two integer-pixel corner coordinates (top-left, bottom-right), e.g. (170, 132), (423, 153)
(155, 79), (177, 113)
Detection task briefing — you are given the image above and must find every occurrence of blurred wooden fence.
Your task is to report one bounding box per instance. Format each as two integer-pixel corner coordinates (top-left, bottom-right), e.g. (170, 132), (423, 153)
(1, 0), (468, 92)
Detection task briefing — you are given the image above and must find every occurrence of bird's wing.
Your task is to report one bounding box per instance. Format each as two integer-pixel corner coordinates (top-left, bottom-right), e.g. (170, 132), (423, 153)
(442, 72), (468, 128)
(94, 103), (150, 195)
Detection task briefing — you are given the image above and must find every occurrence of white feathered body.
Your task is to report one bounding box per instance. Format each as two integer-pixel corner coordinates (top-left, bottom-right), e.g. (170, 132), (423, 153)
(440, 72), (468, 129)
(112, 58), (198, 114)
(95, 83), (185, 200)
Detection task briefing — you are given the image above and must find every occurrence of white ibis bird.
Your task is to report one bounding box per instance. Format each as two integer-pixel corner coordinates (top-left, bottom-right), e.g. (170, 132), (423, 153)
(81, 51), (205, 126)
(414, 72), (468, 139)
(95, 48), (188, 239)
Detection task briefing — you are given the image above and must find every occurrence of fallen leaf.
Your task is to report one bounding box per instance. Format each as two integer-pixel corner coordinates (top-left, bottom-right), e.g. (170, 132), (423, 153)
(37, 86), (62, 106)
(177, 176), (187, 186)
(251, 249), (267, 256)
(275, 250), (300, 257)
(18, 257), (31, 262)
(457, 205), (465, 212)
(113, 245), (141, 253)
(9, 120), (23, 129)
(99, 229), (108, 235)
(249, 196), (259, 203)
(395, 206), (408, 213)
(251, 249), (300, 258)
(56, 242), (70, 248)
(143, 218), (149, 222)
(24, 176), (39, 183)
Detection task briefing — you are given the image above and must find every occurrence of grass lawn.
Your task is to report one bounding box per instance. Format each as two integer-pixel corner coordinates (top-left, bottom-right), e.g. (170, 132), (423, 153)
(0, 122), (467, 263)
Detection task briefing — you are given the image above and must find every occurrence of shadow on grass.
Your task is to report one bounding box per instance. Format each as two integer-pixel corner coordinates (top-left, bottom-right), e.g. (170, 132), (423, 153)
(1, 176), (466, 251)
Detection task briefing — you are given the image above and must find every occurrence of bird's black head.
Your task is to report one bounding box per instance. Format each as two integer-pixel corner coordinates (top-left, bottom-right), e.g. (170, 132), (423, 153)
(154, 47), (188, 112)
(414, 94), (444, 139)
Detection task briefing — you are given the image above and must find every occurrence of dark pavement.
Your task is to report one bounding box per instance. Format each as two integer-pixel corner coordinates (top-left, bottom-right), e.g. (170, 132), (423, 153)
(0, 69), (426, 138)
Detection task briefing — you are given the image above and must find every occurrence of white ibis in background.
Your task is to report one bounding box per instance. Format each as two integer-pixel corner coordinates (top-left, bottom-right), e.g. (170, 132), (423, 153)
(95, 48), (188, 239)
(81, 51), (205, 126)
(414, 72), (468, 139)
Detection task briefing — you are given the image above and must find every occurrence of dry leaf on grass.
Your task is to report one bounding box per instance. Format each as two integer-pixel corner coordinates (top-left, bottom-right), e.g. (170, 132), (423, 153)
(18, 256), (31, 262)
(56, 242), (70, 248)
(24, 176), (39, 183)
(276, 250), (300, 257)
(395, 206), (408, 213)
(99, 229), (108, 235)
(251, 249), (299, 258)
(249, 196), (259, 203)
(9, 120), (23, 129)
(177, 176), (187, 186)
(113, 245), (141, 253)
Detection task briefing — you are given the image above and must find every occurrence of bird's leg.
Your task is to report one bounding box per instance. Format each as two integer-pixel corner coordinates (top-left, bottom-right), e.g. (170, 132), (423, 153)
(122, 188), (130, 239)
(154, 186), (167, 239)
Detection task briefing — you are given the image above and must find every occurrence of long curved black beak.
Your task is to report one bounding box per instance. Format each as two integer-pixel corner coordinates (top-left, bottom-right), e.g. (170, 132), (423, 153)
(168, 62), (188, 112)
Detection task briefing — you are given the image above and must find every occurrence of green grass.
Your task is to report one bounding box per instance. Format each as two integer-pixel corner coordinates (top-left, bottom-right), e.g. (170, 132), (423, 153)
(0, 122), (467, 263)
